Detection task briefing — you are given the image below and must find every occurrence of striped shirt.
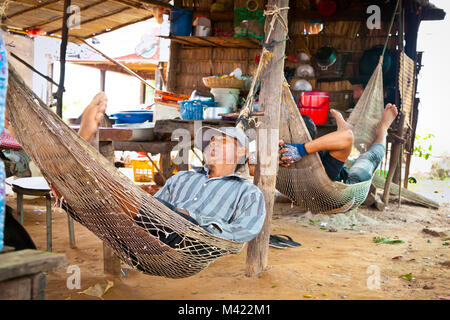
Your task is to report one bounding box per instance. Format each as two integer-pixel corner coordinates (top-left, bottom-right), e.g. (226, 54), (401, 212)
(154, 167), (266, 242)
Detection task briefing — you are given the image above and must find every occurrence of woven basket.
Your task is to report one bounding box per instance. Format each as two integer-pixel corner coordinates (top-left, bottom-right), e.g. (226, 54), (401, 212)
(203, 76), (245, 89)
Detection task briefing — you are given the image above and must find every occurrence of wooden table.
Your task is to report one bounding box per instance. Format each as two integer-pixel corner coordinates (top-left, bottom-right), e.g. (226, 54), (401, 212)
(0, 249), (66, 300)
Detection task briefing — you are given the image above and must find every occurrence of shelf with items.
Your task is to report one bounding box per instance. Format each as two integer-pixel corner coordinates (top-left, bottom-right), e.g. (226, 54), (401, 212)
(160, 35), (261, 49)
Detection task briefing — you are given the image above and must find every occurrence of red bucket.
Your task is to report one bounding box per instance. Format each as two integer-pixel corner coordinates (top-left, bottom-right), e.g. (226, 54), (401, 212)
(298, 89), (330, 125)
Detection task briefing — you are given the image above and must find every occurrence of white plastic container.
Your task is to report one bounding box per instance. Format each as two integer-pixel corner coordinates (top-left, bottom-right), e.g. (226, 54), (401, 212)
(210, 88), (240, 110)
(153, 102), (181, 121)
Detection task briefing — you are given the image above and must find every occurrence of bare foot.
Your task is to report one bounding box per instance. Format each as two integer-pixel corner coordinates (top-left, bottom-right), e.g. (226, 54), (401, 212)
(78, 92), (107, 141)
(330, 109), (353, 131)
(376, 103), (398, 136)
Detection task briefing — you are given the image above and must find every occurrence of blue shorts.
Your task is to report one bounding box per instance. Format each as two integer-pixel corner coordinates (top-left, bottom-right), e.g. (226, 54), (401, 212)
(319, 144), (385, 184)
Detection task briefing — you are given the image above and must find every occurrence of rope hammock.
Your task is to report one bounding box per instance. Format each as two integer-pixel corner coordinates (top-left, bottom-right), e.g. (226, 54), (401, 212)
(274, 0), (400, 214)
(276, 59), (385, 214)
(6, 65), (244, 278)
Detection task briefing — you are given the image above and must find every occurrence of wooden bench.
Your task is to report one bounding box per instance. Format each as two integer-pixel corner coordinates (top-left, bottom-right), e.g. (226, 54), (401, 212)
(0, 248), (66, 300)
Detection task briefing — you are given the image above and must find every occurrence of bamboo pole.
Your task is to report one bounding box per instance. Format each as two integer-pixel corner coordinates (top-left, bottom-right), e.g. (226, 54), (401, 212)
(76, 38), (156, 90)
(245, 0), (289, 277)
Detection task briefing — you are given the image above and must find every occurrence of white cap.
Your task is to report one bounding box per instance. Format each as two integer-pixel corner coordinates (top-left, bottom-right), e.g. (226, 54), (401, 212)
(194, 126), (249, 159)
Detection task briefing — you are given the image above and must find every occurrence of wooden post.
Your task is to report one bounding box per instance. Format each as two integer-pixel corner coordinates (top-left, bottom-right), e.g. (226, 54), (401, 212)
(383, 0), (405, 206)
(46, 61), (54, 107)
(245, 0), (288, 277)
(139, 81), (146, 104)
(100, 70), (106, 92)
(88, 116), (121, 276)
(56, 0), (71, 118)
(382, 112), (406, 206)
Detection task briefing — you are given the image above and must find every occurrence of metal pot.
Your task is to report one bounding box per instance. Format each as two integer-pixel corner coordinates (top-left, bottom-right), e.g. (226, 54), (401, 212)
(315, 46), (337, 70)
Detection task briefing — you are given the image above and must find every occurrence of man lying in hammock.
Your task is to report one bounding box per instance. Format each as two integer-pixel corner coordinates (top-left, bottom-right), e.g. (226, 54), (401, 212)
(55, 93), (266, 250)
(278, 104), (398, 184)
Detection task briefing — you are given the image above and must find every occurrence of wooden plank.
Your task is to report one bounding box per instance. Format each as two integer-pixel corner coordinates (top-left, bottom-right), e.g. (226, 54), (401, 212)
(0, 275), (32, 299)
(5, 0), (60, 20)
(47, 7), (131, 34)
(0, 246), (16, 254)
(373, 175), (439, 209)
(159, 36), (261, 49)
(0, 250), (66, 282)
(114, 140), (177, 154)
(81, 14), (154, 39)
(153, 119), (235, 135)
(135, 0), (172, 9)
(98, 127), (134, 141)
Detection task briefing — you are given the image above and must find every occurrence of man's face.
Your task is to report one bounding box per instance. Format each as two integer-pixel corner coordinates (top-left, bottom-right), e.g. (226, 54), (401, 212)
(203, 134), (245, 166)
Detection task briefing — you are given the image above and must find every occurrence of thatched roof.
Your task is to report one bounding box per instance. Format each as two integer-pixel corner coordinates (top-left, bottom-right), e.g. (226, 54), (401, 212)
(1, 0), (172, 42)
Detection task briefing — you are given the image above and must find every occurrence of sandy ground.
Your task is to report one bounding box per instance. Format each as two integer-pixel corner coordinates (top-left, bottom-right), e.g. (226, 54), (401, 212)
(6, 190), (449, 300)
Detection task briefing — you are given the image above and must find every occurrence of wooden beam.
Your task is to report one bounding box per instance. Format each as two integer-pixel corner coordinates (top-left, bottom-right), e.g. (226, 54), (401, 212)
(80, 14), (153, 39)
(153, 119), (235, 135)
(112, 0), (155, 11)
(27, 0), (107, 30)
(47, 7), (131, 35)
(245, 0), (288, 277)
(373, 175), (439, 209)
(4, 0), (60, 20)
(113, 141), (177, 154)
(135, 0), (172, 9)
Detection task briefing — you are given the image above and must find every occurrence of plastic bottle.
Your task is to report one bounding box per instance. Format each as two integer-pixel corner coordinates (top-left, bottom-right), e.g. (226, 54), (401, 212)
(0, 31), (8, 251)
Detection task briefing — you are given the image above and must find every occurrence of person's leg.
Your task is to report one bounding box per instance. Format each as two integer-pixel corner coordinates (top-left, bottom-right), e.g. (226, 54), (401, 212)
(304, 109), (354, 162)
(347, 104), (398, 184)
(78, 92), (107, 142)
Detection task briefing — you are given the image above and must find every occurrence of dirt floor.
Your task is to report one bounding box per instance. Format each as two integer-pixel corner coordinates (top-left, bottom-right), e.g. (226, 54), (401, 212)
(6, 189), (449, 300)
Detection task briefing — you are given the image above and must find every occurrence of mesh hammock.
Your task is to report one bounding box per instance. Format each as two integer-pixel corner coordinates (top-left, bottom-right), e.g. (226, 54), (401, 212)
(276, 60), (385, 214)
(6, 65), (244, 279)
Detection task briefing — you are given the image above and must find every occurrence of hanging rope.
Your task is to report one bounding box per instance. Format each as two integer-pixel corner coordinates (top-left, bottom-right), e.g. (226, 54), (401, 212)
(236, 5), (289, 130)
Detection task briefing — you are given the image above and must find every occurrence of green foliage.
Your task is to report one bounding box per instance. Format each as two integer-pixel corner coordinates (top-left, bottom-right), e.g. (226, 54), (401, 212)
(413, 133), (435, 160)
(373, 236), (404, 244)
(408, 176), (417, 184)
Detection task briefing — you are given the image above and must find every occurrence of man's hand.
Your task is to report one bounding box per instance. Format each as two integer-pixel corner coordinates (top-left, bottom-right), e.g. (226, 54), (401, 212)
(278, 140), (294, 167)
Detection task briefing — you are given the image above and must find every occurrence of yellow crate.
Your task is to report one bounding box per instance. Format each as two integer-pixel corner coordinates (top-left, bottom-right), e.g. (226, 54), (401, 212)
(131, 159), (155, 183)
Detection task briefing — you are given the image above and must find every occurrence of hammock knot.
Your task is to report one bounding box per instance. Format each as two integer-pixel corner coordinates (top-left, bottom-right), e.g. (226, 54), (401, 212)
(263, 5), (289, 46)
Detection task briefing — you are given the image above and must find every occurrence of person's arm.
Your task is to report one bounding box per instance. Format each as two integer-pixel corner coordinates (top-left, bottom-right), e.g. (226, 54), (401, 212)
(212, 189), (266, 242)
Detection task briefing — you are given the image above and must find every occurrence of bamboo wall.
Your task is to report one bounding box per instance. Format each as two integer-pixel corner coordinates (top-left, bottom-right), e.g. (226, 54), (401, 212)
(170, 1), (400, 106)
